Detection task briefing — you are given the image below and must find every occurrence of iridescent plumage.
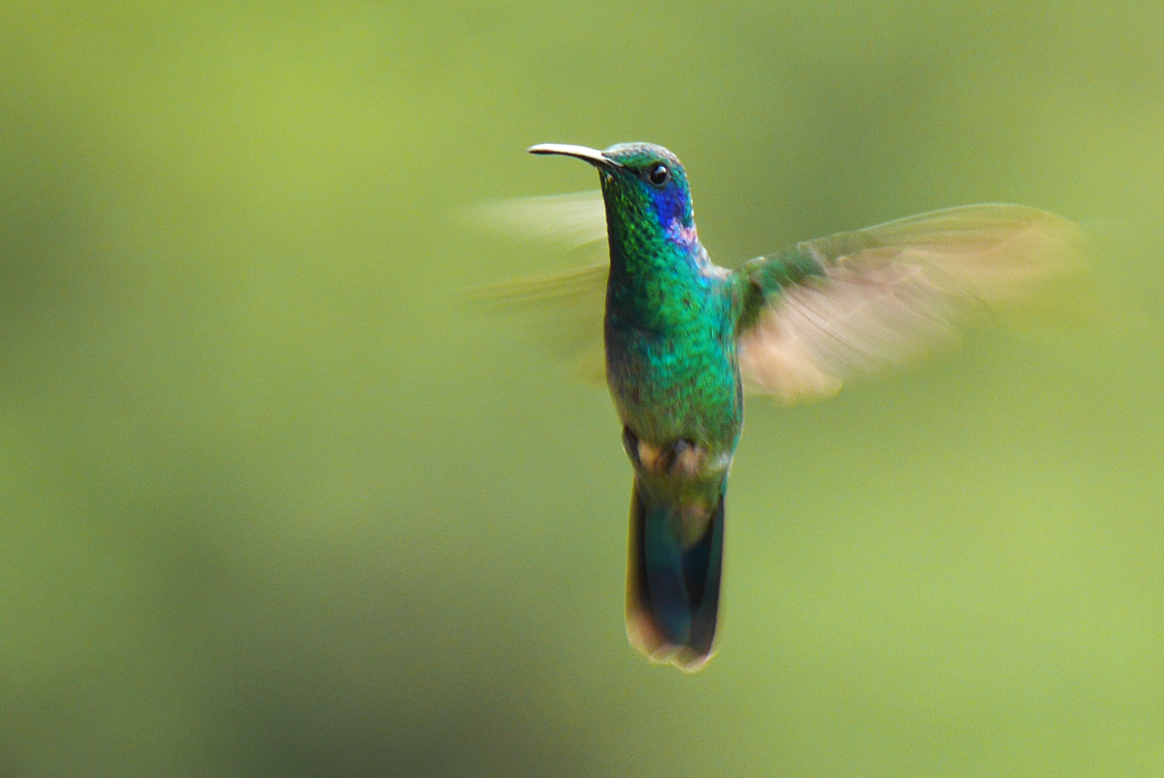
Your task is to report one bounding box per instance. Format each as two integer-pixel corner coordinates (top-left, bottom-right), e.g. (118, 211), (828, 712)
(490, 142), (1083, 671)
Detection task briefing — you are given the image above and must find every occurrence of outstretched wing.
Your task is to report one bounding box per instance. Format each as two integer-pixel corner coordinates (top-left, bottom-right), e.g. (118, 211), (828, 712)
(468, 192), (609, 380)
(735, 205), (1086, 404)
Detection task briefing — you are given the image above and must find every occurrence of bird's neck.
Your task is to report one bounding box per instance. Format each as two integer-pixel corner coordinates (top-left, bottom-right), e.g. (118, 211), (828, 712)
(604, 215), (724, 333)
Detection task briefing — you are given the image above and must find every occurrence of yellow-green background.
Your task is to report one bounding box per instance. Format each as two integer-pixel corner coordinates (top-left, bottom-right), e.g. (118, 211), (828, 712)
(1, 2), (1162, 776)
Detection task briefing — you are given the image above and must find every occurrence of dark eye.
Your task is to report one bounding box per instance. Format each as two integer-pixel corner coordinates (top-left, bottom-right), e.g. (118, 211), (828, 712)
(646, 163), (671, 187)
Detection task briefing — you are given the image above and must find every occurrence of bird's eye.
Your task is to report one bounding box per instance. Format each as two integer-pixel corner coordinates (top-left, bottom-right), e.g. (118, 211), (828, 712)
(646, 163), (671, 187)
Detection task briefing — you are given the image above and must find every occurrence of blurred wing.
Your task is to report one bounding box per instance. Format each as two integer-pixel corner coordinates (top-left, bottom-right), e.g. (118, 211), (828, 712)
(736, 204), (1086, 404)
(467, 190), (608, 252)
(468, 191), (609, 381)
(472, 262), (608, 378)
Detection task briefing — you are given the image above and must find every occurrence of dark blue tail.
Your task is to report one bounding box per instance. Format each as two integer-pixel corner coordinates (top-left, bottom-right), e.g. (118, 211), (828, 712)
(625, 476), (724, 671)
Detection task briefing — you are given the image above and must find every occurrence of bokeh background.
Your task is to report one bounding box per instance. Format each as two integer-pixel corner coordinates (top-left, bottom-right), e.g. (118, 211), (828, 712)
(2, 2), (1163, 776)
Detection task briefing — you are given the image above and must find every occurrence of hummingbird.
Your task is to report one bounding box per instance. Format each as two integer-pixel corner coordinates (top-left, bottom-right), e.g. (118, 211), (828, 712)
(489, 142), (1082, 672)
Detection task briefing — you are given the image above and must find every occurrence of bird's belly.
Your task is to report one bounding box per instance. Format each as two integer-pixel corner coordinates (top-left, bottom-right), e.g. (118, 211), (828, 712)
(606, 334), (742, 457)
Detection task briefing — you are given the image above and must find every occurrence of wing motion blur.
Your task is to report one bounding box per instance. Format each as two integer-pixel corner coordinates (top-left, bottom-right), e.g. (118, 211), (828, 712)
(468, 190), (608, 252)
(473, 197), (1085, 402)
(468, 191), (609, 378)
(734, 205), (1086, 404)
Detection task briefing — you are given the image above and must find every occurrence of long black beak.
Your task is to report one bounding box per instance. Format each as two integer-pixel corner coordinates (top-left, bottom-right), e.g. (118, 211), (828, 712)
(528, 143), (623, 171)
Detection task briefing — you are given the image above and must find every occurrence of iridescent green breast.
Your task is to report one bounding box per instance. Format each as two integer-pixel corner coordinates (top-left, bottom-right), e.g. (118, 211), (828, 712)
(604, 277), (742, 454)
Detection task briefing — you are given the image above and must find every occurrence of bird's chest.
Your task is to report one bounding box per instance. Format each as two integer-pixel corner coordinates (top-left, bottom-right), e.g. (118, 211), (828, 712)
(604, 317), (742, 453)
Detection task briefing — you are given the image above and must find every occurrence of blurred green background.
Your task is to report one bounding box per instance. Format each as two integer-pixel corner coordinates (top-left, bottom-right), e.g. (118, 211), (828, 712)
(1, 1), (1162, 776)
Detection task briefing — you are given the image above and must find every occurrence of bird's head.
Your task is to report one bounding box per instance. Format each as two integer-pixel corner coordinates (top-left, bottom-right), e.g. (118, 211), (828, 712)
(528, 142), (698, 253)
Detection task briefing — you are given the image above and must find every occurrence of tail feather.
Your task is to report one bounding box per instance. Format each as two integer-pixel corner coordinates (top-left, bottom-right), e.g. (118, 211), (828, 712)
(626, 476), (725, 672)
